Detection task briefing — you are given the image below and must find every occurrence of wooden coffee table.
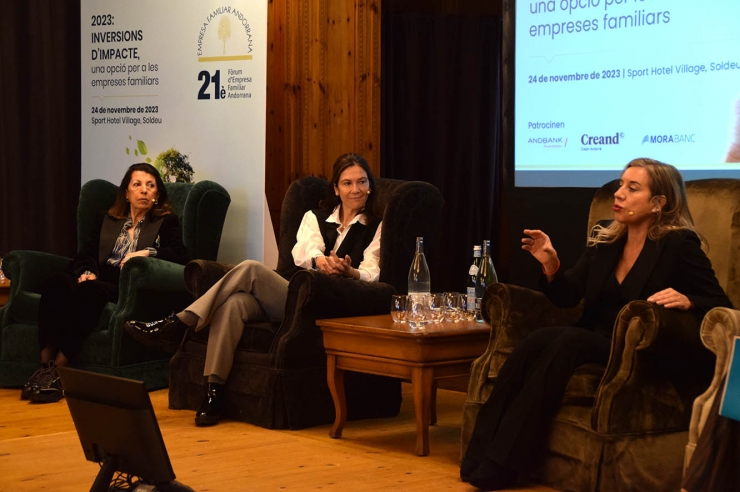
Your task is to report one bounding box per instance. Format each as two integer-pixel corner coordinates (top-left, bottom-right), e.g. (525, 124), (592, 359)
(317, 314), (490, 456)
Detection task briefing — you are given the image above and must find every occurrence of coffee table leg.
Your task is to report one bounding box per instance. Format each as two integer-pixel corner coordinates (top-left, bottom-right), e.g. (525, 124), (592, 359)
(431, 380), (438, 425)
(327, 353), (346, 439)
(411, 366), (433, 456)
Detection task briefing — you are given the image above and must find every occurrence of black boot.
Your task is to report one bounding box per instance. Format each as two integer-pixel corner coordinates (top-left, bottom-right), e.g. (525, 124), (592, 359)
(124, 312), (189, 354)
(195, 382), (224, 426)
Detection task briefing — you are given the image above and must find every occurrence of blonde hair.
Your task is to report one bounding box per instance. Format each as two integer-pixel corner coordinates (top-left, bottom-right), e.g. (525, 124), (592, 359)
(588, 158), (695, 246)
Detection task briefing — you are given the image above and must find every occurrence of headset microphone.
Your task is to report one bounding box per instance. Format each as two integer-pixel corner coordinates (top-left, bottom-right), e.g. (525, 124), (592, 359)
(628, 211), (634, 216)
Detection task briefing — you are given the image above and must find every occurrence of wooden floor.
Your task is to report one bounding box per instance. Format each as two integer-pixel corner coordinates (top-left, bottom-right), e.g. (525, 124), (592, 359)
(0, 383), (554, 491)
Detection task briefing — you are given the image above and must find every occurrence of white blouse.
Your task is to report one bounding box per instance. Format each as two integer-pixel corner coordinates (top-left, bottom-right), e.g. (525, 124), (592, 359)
(291, 207), (382, 282)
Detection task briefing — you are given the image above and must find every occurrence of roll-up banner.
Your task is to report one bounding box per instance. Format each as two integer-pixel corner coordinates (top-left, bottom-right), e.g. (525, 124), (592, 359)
(81, 1), (269, 263)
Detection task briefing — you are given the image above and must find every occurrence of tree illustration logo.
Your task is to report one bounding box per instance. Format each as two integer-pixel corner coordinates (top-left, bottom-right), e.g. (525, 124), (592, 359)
(218, 16), (231, 55)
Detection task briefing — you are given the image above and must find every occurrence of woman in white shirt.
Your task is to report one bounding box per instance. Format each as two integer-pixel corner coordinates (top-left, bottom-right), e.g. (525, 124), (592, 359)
(125, 153), (381, 426)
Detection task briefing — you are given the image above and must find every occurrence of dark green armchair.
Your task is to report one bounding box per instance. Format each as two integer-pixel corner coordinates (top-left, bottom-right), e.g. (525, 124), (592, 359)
(0, 179), (231, 390)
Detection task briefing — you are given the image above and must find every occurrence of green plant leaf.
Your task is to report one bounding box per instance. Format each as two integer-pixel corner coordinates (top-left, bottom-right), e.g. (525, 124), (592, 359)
(146, 157), (151, 163)
(137, 140), (148, 155)
(135, 150), (139, 156)
(126, 147), (130, 155)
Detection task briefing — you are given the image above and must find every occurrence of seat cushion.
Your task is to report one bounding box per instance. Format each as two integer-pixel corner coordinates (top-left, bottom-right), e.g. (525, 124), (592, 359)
(562, 363), (605, 406)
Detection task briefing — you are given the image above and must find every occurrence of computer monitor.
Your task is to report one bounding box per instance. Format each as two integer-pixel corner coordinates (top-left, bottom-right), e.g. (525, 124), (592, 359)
(58, 367), (178, 491)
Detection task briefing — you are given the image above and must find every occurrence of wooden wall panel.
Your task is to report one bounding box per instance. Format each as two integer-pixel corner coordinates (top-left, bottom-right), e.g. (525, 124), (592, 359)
(265, 0), (381, 236)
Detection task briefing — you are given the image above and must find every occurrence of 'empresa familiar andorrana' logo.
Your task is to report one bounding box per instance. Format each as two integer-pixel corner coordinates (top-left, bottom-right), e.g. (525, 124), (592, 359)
(195, 5), (255, 100)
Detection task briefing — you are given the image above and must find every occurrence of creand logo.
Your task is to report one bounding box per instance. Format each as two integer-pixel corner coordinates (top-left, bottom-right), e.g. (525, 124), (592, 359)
(641, 134), (696, 144)
(581, 132), (623, 146)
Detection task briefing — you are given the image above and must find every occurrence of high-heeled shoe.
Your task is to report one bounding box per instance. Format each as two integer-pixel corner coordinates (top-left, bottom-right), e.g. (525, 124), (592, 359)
(194, 382), (224, 426)
(124, 313), (189, 353)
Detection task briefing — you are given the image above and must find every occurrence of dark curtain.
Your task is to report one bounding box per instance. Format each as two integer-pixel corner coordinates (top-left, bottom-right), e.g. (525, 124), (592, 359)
(381, 12), (502, 292)
(0, 1), (81, 258)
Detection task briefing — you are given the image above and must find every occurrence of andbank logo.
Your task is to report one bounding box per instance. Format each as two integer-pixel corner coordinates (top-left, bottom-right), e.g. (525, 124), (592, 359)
(641, 134), (696, 144)
(527, 136), (567, 148)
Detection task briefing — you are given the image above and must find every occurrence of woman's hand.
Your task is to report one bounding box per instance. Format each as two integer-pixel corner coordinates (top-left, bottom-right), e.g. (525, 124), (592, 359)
(78, 272), (97, 283)
(315, 253), (343, 276)
(120, 249), (150, 269)
(330, 251), (359, 279)
(647, 288), (693, 310)
(522, 229), (559, 273)
(315, 251), (357, 278)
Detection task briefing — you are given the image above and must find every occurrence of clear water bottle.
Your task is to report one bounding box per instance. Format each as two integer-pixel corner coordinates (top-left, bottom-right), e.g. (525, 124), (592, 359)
(466, 245), (481, 316)
(408, 237), (431, 294)
(475, 240), (498, 322)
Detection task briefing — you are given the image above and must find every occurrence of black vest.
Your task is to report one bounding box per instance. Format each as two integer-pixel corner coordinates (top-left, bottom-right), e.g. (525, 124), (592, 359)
(312, 209), (380, 266)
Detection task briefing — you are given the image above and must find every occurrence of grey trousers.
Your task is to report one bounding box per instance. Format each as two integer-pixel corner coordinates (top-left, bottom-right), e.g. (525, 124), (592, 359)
(183, 259), (289, 380)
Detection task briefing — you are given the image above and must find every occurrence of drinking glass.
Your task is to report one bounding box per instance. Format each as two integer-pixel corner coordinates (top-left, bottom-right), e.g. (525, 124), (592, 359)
(407, 294), (429, 329)
(443, 292), (463, 322)
(390, 294), (408, 322)
(0, 257), (5, 282)
(460, 296), (476, 321)
(426, 293), (445, 323)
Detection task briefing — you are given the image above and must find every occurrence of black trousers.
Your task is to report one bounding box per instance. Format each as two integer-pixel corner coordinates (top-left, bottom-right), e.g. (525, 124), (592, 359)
(38, 272), (118, 360)
(465, 325), (611, 473)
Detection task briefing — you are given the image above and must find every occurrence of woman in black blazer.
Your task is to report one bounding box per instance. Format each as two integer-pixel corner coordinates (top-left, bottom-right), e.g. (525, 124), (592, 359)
(22, 163), (189, 403)
(462, 158), (732, 490)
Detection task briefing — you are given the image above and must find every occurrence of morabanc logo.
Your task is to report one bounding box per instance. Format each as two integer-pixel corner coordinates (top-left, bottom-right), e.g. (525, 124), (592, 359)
(641, 134), (696, 144)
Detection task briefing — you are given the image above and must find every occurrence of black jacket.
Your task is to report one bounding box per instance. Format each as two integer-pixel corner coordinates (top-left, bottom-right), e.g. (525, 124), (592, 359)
(541, 229), (732, 331)
(70, 213), (189, 285)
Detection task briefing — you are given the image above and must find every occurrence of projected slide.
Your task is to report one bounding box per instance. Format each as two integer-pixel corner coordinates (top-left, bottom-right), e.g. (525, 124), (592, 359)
(515, 0), (740, 186)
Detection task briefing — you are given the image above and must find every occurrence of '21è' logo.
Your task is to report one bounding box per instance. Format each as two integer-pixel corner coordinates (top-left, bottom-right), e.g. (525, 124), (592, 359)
(198, 70), (224, 99)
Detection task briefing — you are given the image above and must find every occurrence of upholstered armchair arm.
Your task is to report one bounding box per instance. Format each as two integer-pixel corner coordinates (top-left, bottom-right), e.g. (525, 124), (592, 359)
(467, 283), (582, 401)
(114, 256), (189, 316)
(0, 250), (72, 330)
(685, 307), (740, 469)
(2, 250), (71, 294)
(183, 259), (236, 299)
(275, 269), (396, 369)
(593, 301), (712, 435)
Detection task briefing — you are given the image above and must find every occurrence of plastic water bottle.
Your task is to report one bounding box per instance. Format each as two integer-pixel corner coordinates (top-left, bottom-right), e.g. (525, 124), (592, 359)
(475, 240), (498, 322)
(466, 245), (481, 316)
(407, 237), (431, 294)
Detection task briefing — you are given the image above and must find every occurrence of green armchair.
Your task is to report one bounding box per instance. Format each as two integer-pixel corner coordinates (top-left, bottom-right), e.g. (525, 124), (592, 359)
(461, 178), (740, 492)
(0, 179), (230, 390)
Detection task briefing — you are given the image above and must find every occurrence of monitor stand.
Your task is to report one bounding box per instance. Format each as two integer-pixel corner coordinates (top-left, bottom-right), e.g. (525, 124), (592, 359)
(88, 455), (194, 492)
(91, 455), (120, 492)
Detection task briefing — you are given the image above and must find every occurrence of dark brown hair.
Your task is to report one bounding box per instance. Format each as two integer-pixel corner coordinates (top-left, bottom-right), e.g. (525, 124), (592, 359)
(108, 163), (173, 219)
(320, 153), (378, 224)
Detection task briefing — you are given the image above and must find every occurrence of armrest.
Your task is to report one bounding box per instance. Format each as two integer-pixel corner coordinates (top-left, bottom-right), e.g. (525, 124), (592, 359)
(113, 256), (188, 321)
(275, 269), (397, 368)
(593, 300), (711, 434)
(467, 283), (582, 401)
(687, 307), (740, 449)
(2, 250), (71, 294)
(183, 259), (236, 299)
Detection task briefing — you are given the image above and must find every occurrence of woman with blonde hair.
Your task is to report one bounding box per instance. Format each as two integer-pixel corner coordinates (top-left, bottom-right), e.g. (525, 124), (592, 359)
(462, 158), (732, 490)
